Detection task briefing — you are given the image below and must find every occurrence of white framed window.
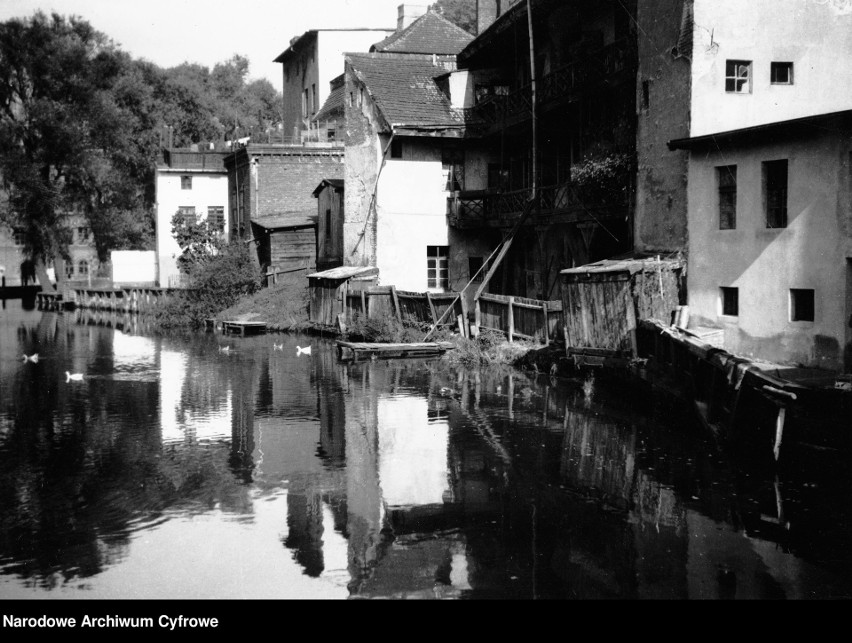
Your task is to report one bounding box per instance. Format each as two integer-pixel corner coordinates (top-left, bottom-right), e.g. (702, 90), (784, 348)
(725, 60), (751, 93)
(78, 260), (89, 276)
(427, 246), (449, 290)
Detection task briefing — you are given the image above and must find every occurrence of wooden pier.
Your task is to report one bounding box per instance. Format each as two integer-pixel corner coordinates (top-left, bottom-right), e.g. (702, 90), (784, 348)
(36, 292), (64, 310)
(221, 320), (267, 336)
(337, 341), (454, 361)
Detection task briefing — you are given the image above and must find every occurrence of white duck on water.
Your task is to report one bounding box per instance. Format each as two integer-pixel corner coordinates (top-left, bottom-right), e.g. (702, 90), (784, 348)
(22, 353), (39, 363)
(65, 371), (84, 382)
(296, 345), (312, 356)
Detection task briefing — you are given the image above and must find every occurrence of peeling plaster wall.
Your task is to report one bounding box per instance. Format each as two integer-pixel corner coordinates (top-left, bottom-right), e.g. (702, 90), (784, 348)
(691, 0), (852, 137)
(687, 131), (850, 370)
(634, 0), (691, 254)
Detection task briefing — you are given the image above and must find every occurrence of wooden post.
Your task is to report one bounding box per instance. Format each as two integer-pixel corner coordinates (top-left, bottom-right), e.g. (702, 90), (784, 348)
(425, 291), (438, 326)
(773, 407), (786, 462)
(361, 290), (367, 318)
(474, 298), (482, 338)
(541, 302), (549, 344)
(459, 294), (470, 339)
(390, 285), (401, 320)
(457, 314), (465, 336)
(507, 296), (515, 343)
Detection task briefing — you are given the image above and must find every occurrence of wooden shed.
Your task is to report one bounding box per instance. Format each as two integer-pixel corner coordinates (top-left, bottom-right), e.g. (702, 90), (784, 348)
(312, 178), (344, 272)
(560, 256), (684, 364)
(308, 266), (379, 327)
(251, 212), (317, 285)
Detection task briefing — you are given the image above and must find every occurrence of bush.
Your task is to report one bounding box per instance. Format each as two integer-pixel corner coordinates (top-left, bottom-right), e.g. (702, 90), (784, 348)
(151, 241), (261, 329)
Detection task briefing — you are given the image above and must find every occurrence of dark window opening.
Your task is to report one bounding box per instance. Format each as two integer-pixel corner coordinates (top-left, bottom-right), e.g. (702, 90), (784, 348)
(764, 159), (788, 228)
(641, 80), (650, 110)
(325, 208), (332, 240)
(790, 289), (814, 322)
(717, 165), (737, 230)
(390, 139), (403, 159)
(468, 256), (484, 282)
(771, 62), (794, 85)
(442, 148), (465, 191)
(181, 175), (192, 190)
(721, 287), (739, 317)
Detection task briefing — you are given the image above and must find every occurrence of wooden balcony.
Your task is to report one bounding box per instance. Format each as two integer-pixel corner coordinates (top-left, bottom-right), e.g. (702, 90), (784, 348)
(447, 181), (627, 229)
(465, 39), (635, 130)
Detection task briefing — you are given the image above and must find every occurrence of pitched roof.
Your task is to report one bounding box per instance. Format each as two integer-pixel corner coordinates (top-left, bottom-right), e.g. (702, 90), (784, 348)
(346, 53), (464, 129)
(251, 212), (316, 230)
(312, 178), (344, 196)
(370, 11), (474, 55)
(313, 81), (345, 123)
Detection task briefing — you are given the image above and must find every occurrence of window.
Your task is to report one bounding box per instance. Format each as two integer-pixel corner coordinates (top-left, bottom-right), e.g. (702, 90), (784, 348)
(76, 226), (90, 243)
(65, 262), (74, 279)
(442, 148), (465, 191)
(390, 139), (403, 159)
(790, 289), (814, 322)
(181, 175), (192, 190)
(177, 206), (196, 225)
(312, 83), (317, 115)
(641, 79), (650, 111)
(717, 165), (737, 229)
(427, 246), (449, 290)
(468, 256), (484, 283)
(78, 260), (89, 276)
(771, 62), (793, 85)
(721, 287), (739, 317)
(764, 159), (788, 228)
(725, 60), (751, 93)
(302, 88), (309, 118)
(207, 206), (225, 232)
(13, 230), (26, 246)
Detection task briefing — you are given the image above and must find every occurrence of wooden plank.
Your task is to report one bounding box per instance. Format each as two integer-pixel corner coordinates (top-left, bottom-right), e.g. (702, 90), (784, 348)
(425, 292), (438, 325)
(542, 302), (549, 343)
(508, 296), (514, 343)
(390, 285), (401, 320)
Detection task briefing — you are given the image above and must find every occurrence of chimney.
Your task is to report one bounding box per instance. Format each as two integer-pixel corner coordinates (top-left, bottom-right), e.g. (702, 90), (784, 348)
(397, 4), (428, 31)
(477, 0), (500, 34)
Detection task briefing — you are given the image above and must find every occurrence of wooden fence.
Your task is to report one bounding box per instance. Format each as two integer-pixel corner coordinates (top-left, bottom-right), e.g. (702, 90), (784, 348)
(476, 293), (563, 343)
(343, 287), (463, 329)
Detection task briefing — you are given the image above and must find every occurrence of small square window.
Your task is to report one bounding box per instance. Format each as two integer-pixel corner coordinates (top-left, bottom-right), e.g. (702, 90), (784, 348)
(721, 287), (739, 317)
(181, 176), (192, 190)
(725, 60), (751, 93)
(771, 62), (793, 85)
(790, 289), (814, 322)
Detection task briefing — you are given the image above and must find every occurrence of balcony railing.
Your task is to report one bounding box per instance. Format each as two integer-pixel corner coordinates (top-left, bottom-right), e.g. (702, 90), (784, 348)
(466, 39), (635, 127)
(447, 180), (628, 227)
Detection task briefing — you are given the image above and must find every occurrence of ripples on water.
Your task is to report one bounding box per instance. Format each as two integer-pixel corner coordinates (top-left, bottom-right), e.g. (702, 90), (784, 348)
(1, 300), (852, 599)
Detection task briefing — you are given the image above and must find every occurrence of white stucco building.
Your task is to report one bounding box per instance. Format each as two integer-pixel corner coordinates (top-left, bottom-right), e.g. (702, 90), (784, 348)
(154, 148), (230, 288)
(671, 0), (852, 371)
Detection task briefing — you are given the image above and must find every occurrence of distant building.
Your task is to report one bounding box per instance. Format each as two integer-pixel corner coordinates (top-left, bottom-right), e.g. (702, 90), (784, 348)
(669, 0), (852, 371)
(224, 143), (344, 279)
(274, 26), (394, 143)
(154, 147), (230, 288)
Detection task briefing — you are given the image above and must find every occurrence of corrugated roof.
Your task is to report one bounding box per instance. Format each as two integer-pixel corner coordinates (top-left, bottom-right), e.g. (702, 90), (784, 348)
(308, 266), (379, 280)
(370, 11), (473, 55)
(312, 178), (344, 196)
(561, 256), (683, 277)
(347, 53), (464, 129)
(251, 212), (316, 230)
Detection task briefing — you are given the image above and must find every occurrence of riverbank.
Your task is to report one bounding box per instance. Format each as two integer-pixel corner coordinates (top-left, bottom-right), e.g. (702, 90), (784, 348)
(211, 276), (575, 376)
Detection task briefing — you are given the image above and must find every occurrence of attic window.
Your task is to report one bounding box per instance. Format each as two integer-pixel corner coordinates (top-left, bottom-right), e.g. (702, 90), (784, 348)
(390, 139), (403, 159)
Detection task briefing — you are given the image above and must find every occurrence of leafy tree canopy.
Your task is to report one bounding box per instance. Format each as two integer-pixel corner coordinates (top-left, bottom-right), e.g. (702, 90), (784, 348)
(430, 0), (478, 35)
(0, 12), (282, 283)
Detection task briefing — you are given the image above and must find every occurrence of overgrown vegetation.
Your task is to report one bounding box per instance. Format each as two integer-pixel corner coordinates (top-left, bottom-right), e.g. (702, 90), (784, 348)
(570, 152), (634, 207)
(214, 271), (311, 331)
(446, 330), (539, 368)
(150, 241), (261, 329)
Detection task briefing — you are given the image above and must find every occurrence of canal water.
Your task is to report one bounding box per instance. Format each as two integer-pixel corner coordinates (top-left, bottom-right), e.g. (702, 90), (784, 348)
(2, 298), (852, 600)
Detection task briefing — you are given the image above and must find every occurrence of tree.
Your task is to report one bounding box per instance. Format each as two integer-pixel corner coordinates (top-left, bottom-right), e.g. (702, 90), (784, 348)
(430, 0), (478, 35)
(0, 12), (153, 284)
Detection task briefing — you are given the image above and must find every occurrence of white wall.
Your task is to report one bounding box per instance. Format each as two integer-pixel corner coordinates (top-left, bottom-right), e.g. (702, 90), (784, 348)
(155, 171), (229, 288)
(375, 158), (451, 292)
(111, 250), (157, 285)
(691, 0), (852, 136)
(686, 133), (847, 369)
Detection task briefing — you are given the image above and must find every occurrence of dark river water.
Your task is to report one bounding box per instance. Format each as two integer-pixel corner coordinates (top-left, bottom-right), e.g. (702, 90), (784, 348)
(2, 298), (852, 600)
